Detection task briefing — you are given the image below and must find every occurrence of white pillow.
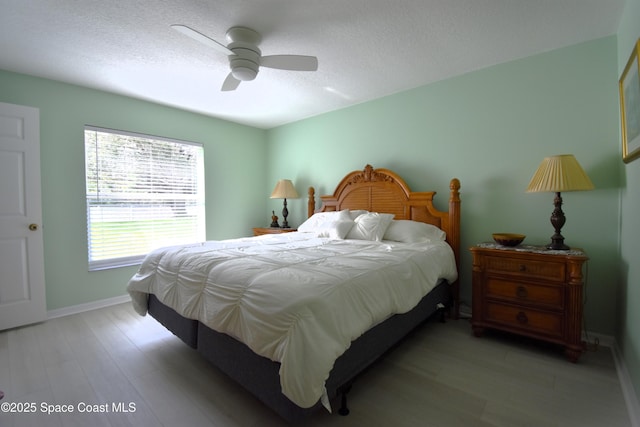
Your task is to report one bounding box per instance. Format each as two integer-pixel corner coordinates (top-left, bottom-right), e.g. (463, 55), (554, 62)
(298, 209), (351, 233)
(315, 220), (355, 239)
(383, 220), (446, 243)
(298, 210), (355, 238)
(349, 209), (368, 220)
(346, 212), (394, 241)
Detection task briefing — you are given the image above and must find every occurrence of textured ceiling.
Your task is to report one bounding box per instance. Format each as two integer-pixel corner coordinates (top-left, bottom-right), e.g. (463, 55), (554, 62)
(0, 0), (625, 129)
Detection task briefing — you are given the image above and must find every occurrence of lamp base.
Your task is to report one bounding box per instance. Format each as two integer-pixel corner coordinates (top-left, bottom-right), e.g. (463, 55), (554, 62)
(546, 238), (570, 251)
(281, 198), (289, 229)
(547, 192), (570, 251)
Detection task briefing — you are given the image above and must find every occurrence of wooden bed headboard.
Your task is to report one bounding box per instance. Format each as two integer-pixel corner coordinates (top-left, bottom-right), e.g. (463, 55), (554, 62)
(307, 164), (461, 316)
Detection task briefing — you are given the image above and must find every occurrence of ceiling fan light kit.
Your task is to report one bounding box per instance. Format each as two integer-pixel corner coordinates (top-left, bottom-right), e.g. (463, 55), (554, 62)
(230, 58), (259, 81)
(172, 24), (318, 91)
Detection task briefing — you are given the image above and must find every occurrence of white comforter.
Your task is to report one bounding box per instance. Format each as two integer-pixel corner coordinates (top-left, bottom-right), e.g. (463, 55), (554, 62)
(127, 232), (457, 409)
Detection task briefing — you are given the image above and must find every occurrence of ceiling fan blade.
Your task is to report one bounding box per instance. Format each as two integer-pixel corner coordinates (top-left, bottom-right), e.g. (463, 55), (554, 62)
(260, 55), (318, 71)
(171, 24), (235, 56)
(221, 73), (241, 91)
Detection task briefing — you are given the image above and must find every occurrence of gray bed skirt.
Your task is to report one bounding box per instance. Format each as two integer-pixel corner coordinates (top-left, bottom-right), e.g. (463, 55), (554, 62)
(146, 280), (451, 421)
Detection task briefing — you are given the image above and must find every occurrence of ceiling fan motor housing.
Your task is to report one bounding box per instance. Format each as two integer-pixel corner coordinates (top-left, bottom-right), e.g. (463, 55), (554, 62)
(227, 27), (262, 81)
(229, 46), (260, 81)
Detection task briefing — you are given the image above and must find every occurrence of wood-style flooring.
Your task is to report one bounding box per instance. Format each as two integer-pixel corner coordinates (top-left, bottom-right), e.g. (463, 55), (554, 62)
(0, 302), (631, 426)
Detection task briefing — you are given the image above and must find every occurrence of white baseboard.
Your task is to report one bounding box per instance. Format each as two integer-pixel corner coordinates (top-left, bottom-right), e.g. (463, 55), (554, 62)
(584, 332), (640, 426)
(47, 294), (131, 320)
(610, 340), (640, 427)
(458, 302), (472, 319)
(583, 330), (615, 348)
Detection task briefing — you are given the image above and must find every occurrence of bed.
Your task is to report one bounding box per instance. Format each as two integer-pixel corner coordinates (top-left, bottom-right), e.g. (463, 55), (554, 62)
(127, 164), (461, 421)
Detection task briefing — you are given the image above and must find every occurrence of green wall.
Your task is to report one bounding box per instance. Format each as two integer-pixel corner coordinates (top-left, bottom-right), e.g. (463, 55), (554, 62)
(617, 0), (640, 410)
(1, 16), (636, 406)
(0, 70), (267, 310)
(267, 37), (621, 337)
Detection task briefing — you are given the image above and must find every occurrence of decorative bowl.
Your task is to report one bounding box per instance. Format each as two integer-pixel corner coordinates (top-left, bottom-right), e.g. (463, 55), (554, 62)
(492, 233), (526, 247)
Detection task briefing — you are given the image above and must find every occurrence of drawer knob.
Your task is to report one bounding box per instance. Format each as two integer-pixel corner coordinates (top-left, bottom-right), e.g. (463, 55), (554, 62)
(519, 264), (527, 272)
(516, 311), (528, 324)
(516, 286), (528, 299)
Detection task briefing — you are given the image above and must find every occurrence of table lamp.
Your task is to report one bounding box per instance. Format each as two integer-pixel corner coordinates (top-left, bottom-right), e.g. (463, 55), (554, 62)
(526, 154), (594, 250)
(270, 179), (299, 228)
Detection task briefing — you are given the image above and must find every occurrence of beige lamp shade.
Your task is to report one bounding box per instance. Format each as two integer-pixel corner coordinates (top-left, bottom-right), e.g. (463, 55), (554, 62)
(526, 154), (594, 193)
(270, 179), (299, 199)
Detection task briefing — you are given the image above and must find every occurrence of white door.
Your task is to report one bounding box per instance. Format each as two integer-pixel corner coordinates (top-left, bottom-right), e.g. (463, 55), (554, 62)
(0, 102), (46, 330)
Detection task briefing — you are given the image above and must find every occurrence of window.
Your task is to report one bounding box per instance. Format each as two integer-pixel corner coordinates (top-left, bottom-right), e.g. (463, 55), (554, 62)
(84, 126), (205, 271)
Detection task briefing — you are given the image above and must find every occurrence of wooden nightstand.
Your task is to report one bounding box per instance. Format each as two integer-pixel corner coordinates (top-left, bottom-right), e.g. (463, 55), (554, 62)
(470, 243), (588, 362)
(252, 227), (297, 236)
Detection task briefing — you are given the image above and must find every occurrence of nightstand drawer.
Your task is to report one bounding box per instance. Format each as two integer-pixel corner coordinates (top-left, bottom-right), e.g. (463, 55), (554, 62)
(485, 256), (565, 282)
(485, 302), (563, 339)
(485, 278), (564, 310)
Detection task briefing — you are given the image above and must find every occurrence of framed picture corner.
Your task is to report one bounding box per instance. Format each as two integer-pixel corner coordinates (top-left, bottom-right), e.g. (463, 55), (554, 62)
(619, 38), (640, 164)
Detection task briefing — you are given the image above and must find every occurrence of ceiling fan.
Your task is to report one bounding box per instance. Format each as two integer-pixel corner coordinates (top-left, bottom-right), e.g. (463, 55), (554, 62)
(171, 24), (319, 91)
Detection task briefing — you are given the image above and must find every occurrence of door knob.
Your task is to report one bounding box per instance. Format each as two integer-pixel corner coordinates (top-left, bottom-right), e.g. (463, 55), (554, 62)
(29, 224), (38, 231)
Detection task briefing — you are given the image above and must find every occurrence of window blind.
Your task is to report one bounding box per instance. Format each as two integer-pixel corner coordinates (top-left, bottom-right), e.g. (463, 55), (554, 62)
(85, 126), (205, 270)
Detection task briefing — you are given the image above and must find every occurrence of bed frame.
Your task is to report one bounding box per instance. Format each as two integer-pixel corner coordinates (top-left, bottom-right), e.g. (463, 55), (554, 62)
(308, 164), (461, 315)
(145, 164), (461, 421)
